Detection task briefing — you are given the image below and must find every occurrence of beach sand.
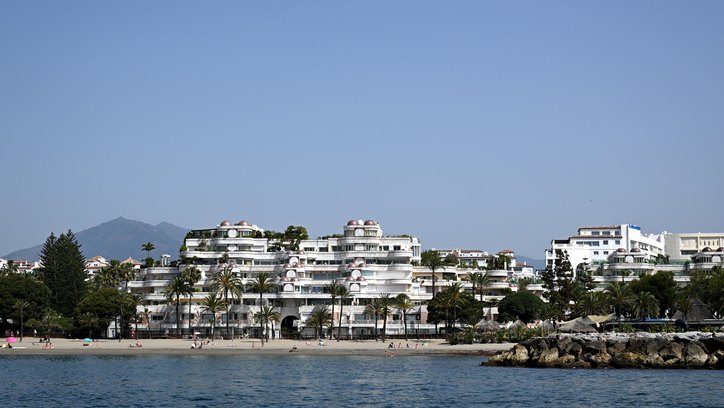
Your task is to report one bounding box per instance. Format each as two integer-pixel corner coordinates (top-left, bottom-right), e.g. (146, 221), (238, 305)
(3, 337), (514, 357)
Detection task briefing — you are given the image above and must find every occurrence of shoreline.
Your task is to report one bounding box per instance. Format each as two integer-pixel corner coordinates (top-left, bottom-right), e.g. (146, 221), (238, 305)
(1, 338), (515, 357)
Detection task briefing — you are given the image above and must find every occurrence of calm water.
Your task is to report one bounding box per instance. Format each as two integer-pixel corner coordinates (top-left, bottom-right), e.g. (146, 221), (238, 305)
(1, 354), (722, 407)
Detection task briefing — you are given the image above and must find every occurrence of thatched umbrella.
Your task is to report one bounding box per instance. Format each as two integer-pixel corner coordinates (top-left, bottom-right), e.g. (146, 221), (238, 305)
(474, 319), (500, 332)
(559, 318), (597, 333)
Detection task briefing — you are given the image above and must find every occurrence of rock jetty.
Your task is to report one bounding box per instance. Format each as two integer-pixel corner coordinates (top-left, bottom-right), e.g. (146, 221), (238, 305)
(485, 332), (724, 369)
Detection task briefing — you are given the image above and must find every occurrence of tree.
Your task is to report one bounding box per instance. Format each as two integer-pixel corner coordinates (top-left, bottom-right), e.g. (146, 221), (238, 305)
(77, 312), (100, 339)
(14, 300), (30, 341)
(365, 298), (385, 341)
(76, 288), (137, 340)
(496, 291), (545, 323)
(0, 273), (50, 334)
(541, 249), (576, 320)
(164, 276), (191, 336)
(142, 242), (155, 259)
(0, 260), (19, 276)
(674, 292), (693, 324)
(628, 271), (677, 317)
(631, 291), (660, 320)
(182, 266), (202, 335)
(248, 272), (275, 344)
(377, 293), (393, 342)
(38, 230), (88, 317)
(201, 292), (226, 339)
(336, 286), (351, 341)
(210, 267), (243, 338)
(467, 271), (491, 302)
(421, 250), (444, 298)
(438, 283), (467, 330)
(323, 281), (343, 339)
(573, 291), (607, 317)
(254, 305), (281, 342)
(687, 266), (724, 319)
(395, 294), (414, 341)
(605, 282), (633, 331)
(305, 306), (332, 339)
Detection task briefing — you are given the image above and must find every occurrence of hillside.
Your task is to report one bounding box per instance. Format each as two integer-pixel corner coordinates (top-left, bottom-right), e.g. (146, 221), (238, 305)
(3, 217), (188, 262)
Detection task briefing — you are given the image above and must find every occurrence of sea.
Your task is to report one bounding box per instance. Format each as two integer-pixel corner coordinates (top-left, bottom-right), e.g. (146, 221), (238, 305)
(1, 354), (722, 407)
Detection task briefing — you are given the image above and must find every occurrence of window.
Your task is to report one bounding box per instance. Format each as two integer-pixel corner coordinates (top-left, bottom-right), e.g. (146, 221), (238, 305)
(603, 240), (608, 245)
(615, 240), (621, 245)
(304, 247), (315, 252)
(593, 251), (599, 255)
(393, 245), (401, 251)
(592, 231), (600, 236)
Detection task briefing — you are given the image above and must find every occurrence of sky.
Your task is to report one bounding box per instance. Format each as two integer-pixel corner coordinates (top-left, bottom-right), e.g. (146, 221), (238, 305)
(2, 1), (724, 259)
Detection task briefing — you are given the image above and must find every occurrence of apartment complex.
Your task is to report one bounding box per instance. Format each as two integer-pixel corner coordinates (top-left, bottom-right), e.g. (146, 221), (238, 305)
(545, 224), (666, 275)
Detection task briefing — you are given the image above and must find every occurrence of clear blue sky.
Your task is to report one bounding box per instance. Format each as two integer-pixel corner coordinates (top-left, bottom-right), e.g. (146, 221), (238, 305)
(2, 1), (724, 258)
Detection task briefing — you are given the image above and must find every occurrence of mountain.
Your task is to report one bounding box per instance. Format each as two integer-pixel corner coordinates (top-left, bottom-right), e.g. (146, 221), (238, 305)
(3, 217), (188, 262)
(516, 255), (545, 271)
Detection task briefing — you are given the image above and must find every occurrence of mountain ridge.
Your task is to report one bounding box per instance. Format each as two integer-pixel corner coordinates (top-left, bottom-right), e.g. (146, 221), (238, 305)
(3, 217), (188, 262)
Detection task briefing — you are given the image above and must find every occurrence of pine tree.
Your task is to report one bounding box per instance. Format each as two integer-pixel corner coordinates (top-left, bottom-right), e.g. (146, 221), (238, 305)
(541, 249), (576, 320)
(39, 230), (88, 317)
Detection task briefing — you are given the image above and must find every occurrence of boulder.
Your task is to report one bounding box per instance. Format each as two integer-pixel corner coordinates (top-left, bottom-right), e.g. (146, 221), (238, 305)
(683, 341), (709, 367)
(583, 340), (607, 355)
(537, 347), (560, 366)
(700, 335), (724, 354)
(606, 340), (626, 355)
(588, 352), (612, 368)
(611, 352), (644, 368)
(645, 337), (670, 355)
(658, 342), (684, 361)
(510, 344), (530, 365)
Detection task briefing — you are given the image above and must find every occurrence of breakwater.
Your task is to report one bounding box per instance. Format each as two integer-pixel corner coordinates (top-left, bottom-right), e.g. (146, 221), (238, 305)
(485, 332), (724, 369)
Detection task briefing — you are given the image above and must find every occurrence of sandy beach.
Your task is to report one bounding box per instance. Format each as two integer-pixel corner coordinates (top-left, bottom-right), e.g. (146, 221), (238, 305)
(2, 337), (514, 357)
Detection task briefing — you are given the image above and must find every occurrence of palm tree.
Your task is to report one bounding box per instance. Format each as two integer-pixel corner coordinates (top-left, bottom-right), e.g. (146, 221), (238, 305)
(210, 267), (244, 338)
(574, 291), (606, 317)
(40, 309), (62, 340)
(605, 282), (633, 331)
(324, 281), (343, 339)
(305, 306), (332, 340)
(632, 291), (660, 320)
(444, 282), (467, 329)
(14, 300), (30, 341)
(254, 305), (281, 342)
(201, 292), (226, 339)
(78, 312), (99, 339)
(248, 272), (275, 344)
(674, 293), (693, 324)
(142, 242), (155, 258)
(182, 266), (202, 335)
(336, 286), (351, 341)
(376, 293), (393, 342)
(365, 299), (385, 341)
(421, 250), (445, 297)
(395, 294), (414, 341)
(164, 276), (191, 336)
(468, 271), (491, 302)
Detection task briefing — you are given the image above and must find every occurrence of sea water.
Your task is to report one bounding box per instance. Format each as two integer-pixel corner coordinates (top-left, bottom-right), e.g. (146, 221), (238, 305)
(1, 355), (722, 407)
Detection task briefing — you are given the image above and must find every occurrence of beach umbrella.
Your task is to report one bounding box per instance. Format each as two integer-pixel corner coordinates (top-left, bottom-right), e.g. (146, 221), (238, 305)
(83, 338), (92, 342)
(7, 337), (17, 343)
(474, 319), (500, 332)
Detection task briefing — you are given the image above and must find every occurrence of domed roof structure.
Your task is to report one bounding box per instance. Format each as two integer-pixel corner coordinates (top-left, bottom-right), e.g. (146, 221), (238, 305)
(630, 248), (641, 253)
(702, 247), (712, 252)
(356, 277), (366, 281)
(236, 220), (250, 226)
(347, 220), (359, 226)
(617, 248), (627, 253)
(717, 247), (724, 253)
(220, 220), (231, 226)
(364, 220), (378, 226)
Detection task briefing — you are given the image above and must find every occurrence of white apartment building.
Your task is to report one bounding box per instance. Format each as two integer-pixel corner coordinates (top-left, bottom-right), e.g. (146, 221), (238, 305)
(664, 232), (724, 262)
(545, 224), (666, 276)
(131, 219), (441, 339)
